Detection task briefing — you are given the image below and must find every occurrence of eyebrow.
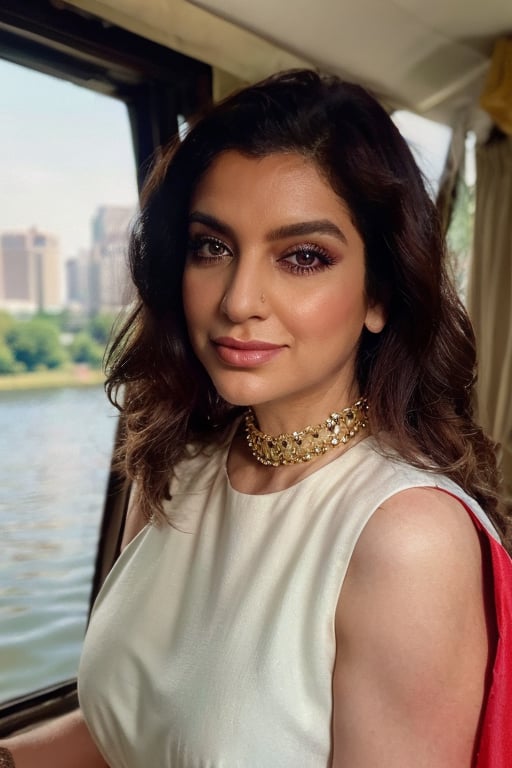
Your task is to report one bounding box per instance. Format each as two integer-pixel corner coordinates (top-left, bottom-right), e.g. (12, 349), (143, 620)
(188, 211), (348, 246)
(188, 212), (234, 239)
(267, 220), (348, 245)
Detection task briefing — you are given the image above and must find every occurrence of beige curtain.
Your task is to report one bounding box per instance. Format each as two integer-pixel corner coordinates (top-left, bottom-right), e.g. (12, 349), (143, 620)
(467, 135), (512, 508)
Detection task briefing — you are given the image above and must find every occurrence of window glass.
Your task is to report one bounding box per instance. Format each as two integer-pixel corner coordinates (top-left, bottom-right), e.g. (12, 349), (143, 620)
(392, 110), (452, 198)
(393, 110), (475, 303)
(446, 132), (476, 305)
(0, 60), (138, 702)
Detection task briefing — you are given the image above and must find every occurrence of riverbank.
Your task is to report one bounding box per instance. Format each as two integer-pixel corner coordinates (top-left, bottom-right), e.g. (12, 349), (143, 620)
(0, 366), (105, 391)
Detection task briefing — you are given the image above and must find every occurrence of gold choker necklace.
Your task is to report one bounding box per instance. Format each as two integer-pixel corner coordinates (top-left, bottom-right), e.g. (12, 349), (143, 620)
(244, 398), (368, 467)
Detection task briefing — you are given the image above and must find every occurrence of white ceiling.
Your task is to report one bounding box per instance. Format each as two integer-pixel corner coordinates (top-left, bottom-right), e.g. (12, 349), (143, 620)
(189, 0), (512, 123)
(66, 0), (512, 125)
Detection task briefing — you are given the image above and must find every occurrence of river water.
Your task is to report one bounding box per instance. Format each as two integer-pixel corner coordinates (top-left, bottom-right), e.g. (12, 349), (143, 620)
(0, 386), (117, 703)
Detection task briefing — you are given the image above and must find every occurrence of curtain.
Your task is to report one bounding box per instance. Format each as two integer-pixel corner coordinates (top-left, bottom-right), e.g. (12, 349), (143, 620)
(467, 135), (512, 509)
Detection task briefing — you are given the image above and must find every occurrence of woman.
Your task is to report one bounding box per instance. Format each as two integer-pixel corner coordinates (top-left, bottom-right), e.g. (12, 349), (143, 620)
(2, 70), (511, 768)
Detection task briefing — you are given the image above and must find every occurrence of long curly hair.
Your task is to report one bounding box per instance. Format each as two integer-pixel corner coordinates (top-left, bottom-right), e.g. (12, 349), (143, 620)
(106, 69), (507, 542)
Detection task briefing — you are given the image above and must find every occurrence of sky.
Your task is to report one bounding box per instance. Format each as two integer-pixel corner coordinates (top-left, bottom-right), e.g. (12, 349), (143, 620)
(0, 59), (138, 258)
(0, 58), (452, 259)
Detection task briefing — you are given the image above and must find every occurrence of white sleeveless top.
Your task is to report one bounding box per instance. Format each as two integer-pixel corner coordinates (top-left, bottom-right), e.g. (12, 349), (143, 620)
(78, 436), (498, 768)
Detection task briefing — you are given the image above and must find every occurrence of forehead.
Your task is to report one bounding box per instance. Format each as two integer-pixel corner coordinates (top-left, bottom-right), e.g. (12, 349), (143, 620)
(189, 150), (354, 226)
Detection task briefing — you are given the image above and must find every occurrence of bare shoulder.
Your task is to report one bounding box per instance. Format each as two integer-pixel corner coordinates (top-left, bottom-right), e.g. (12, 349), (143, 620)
(349, 485), (484, 582)
(339, 485), (486, 650)
(332, 487), (489, 767)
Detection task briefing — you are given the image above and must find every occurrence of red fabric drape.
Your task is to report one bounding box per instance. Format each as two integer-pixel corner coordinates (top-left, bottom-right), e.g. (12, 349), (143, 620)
(470, 512), (512, 767)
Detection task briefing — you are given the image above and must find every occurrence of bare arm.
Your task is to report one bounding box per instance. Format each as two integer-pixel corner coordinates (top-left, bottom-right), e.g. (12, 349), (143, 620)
(0, 709), (108, 768)
(332, 487), (490, 768)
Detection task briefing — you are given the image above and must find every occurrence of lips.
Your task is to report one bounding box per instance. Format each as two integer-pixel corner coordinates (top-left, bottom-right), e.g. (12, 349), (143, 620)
(212, 337), (284, 366)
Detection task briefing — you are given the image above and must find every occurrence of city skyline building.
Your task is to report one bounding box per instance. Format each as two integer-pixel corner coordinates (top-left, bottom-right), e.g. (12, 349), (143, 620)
(0, 227), (61, 313)
(89, 205), (135, 314)
(1, 205), (135, 317)
(65, 247), (90, 310)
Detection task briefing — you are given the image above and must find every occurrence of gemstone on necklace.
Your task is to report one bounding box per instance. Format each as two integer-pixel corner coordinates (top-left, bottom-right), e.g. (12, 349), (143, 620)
(244, 398), (368, 467)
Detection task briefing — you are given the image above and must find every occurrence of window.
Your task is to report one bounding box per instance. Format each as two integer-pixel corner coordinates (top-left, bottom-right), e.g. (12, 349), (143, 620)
(0, 59), (138, 703)
(392, 110), (475, 303)
(392, 110), (452, 198)
(445, 133), (476, 305)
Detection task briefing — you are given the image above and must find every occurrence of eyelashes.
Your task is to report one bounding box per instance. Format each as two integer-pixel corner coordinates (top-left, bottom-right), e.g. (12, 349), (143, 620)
(280, 244), (336, 275)
(187, 234), (336, 275)
(187, 235), (231, 263)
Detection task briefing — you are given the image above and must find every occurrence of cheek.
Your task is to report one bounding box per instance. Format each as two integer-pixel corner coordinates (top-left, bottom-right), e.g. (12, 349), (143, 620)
(292, 286), (367, 340)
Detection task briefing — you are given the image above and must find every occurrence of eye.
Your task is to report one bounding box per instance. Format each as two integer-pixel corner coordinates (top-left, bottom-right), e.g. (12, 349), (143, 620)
(187, 235), (232, 263)
(280, 244), (335, 275)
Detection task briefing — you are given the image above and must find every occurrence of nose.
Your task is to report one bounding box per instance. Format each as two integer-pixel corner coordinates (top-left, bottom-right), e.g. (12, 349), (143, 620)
(220, 256), (270, 323)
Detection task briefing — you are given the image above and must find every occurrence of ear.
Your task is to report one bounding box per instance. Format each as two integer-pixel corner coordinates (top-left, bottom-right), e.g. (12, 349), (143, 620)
(364, 301), (386, 334)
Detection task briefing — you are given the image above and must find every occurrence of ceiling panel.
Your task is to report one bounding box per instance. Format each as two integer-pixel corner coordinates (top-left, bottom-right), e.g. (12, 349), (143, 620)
(188, 0), (511, 120)
(65, 0), (512, 125)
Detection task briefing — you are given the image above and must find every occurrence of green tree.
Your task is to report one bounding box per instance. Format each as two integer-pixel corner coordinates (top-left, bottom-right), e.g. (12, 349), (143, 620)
(0, 310), (14, 341)
(69, 332), (104, 368)
(36, 308), (86, 333)
(0, 342), (17, 374)
(6, 317), (67, 371)
(446, 178), (475, 301)
(87, 313), (117, 347)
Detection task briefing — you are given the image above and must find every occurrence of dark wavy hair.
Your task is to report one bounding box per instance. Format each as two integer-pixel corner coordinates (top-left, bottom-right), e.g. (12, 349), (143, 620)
(106, 69), (507, 541)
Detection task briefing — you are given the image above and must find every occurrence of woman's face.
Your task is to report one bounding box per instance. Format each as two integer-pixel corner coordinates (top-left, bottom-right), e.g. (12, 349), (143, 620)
(182, 151), (384, 427)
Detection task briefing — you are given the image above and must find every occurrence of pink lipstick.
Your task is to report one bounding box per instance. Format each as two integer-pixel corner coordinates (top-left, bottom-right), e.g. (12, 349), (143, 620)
(212, 337), (284, 367)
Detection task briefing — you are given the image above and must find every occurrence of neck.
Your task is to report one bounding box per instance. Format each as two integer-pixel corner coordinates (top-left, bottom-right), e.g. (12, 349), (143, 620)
(250, 385), (360, 437)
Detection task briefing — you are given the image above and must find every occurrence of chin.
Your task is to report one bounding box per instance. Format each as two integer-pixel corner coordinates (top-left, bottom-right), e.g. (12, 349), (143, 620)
(202, 366), (250, 401)
(210, 379), (269, 409)
(215, 389), (258, 408)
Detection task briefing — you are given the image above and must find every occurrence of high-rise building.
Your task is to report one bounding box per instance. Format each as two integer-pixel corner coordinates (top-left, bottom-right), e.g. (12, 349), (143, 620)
(0, 228), (61, 312)
(89, 206), (135, 313)
(65, 248), (90, 308)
